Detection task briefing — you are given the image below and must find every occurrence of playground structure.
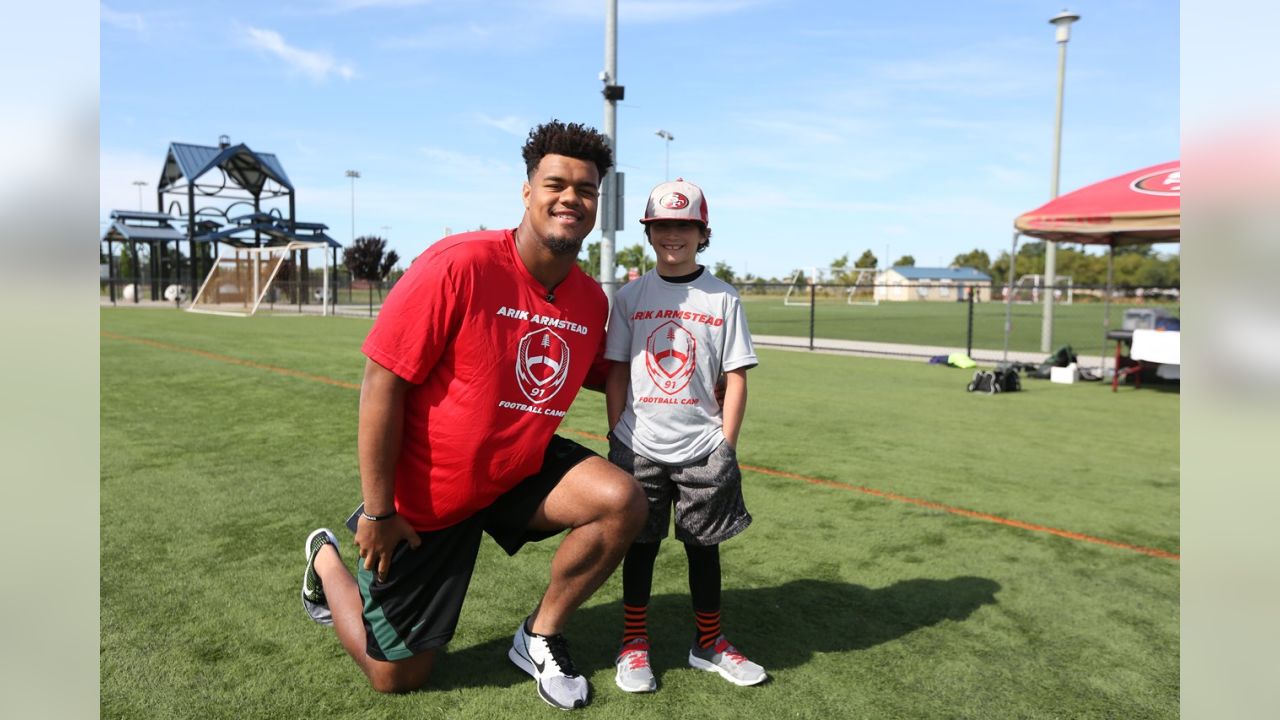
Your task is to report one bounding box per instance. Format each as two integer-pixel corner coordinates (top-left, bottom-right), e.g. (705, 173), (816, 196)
(101, 135), (340, 313)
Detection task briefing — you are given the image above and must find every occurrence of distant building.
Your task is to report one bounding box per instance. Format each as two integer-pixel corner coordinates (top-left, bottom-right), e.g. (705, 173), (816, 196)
(877, 266), (992, 302)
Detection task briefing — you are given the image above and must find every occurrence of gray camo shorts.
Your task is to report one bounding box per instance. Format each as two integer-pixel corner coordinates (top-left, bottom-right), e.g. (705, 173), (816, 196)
(608, 433), (752, 546)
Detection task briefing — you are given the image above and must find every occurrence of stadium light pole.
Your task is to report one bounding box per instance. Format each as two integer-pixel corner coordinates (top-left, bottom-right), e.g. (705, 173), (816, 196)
(599, 0), (623, 305)
(132, 180), (147, 211)
(345, 170), (360, 243)
(1041, 9), (1079, 353)
(655, 129), (674, 180)
(345, 170), (360, 304)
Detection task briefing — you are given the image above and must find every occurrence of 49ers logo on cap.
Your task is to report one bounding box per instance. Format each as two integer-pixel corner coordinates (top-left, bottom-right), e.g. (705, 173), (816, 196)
(516, 327), (571, 404)
(659, 192), (690, 210)
(644, 320), (696, 395)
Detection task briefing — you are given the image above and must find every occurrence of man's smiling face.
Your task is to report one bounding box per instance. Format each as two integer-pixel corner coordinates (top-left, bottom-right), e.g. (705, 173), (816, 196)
(522, 154), (600, 256)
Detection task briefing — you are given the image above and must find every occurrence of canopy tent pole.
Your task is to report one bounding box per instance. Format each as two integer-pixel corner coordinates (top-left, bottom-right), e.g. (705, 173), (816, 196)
(1002, 231), (1021, 363)
(1099, 240), (1116, 376)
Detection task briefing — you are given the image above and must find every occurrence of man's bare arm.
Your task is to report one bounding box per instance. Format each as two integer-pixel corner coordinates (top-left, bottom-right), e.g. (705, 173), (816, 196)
(355, 358), (421, 580)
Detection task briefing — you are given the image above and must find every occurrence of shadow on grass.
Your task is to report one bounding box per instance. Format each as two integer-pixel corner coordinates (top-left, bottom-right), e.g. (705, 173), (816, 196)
(427, 576), (1000, 692)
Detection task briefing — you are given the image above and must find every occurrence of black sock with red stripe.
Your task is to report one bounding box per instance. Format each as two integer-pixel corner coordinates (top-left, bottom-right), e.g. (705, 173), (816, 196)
(621, 542), (661, 645)
(685, 542), (722, 648)
(622, 604), (648, 645)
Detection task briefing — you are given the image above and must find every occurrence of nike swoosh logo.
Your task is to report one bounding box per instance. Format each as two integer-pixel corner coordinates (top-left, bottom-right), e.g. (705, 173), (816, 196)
(532, 656), (546, 673)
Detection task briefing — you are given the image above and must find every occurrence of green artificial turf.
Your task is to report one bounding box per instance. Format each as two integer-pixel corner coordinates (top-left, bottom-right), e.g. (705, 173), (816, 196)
(101, 308), (1178, 719)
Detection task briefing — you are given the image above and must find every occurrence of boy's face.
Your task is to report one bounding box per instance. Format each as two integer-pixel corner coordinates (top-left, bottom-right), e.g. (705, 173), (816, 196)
(647, 220), (704, 275)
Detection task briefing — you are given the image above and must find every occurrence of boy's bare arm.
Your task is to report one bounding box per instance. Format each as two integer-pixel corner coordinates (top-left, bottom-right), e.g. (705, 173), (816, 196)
(721, 368), (749, 448)
(605, 361), (629, 431)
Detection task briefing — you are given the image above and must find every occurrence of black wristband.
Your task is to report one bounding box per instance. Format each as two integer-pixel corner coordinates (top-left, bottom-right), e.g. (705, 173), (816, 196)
(361, 509), (397, 522)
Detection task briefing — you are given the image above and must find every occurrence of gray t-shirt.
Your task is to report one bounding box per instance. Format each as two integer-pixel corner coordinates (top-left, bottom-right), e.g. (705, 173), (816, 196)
(605, 269), (757, 464)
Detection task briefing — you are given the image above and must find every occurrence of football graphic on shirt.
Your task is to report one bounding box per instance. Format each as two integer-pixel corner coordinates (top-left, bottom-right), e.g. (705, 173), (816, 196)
(516, 327), (571, 404)
(644, 320), (696, 395)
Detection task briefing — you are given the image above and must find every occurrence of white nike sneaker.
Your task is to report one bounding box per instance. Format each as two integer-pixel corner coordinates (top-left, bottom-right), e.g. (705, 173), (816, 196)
(688, 634), (767, 687)
(301, 528), (338, 626)
(508, 617), (591, 710)
(614, 637), (657, 693)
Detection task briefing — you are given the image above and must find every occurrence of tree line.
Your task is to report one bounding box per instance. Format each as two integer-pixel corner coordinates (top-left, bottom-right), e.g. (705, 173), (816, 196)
(707, 243), (1178, 289)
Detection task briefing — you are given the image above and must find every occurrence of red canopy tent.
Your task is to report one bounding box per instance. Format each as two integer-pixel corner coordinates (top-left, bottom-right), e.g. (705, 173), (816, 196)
(1014, 160), (1180, 244)
(1002, 160), (1180, 366)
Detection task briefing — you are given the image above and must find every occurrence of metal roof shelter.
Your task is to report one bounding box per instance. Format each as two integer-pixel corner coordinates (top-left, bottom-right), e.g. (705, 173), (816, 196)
(101, 210), (189, 303)
(160, 142), (294, 198)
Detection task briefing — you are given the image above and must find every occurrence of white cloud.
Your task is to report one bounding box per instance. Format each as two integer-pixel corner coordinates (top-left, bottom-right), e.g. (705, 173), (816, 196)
(541, 0), (766, 22)
(242, 26), (356, 82)
(474, 114), (528, 137)
(101, 4), (145, 33)
(417, 146), (516, 176)
(322, 0), (433, 12)
(621, 0), (766, 22)
(872, 54), (1038, 97)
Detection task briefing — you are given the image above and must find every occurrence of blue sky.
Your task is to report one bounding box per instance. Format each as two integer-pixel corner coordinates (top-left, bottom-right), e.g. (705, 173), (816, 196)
(100, 0), (1178, 281)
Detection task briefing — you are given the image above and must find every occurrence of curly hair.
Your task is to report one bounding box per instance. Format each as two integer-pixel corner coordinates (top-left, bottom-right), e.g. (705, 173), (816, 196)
(522, 120), (614, 181)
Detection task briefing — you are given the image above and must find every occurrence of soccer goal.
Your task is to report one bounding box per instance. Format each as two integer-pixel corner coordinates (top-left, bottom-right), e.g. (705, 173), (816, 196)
(782, 267), (817, 306)
(843, 268), (880, 306)
(188, 241), (330, 317)
(1008, 274), (1073, 305)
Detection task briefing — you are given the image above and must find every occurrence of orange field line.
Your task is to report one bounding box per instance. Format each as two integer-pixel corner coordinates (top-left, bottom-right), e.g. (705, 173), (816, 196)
(565, 428), (1178, 562)
(101, 331), (361, 391)
(105, 331), (1178, 562)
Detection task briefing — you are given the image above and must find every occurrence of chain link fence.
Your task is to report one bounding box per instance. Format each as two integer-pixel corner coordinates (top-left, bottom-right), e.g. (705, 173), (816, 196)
(100, 272), (1178, 366)
(732, 281), (1179, 362)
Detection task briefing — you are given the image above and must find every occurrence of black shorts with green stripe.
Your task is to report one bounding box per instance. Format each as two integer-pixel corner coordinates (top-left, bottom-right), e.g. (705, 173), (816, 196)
(358, 435), (596, 662)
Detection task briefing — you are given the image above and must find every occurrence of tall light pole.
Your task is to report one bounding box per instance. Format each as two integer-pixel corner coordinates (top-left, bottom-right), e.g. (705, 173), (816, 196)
(655, 129), (674, 180)
(345, 170), (360, 304)
(345, 170), (360, 242)
(599, 0), (623, 304)
(132, 180), (148, 211)
(1041, 9), (1079, 353)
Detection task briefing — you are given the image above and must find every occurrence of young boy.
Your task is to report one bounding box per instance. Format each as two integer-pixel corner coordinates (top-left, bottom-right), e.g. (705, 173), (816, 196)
(604, 178), (765, 692)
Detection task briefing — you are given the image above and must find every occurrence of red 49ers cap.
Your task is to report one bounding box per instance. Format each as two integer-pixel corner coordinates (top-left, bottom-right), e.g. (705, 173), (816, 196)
(640, 178), (709, 226)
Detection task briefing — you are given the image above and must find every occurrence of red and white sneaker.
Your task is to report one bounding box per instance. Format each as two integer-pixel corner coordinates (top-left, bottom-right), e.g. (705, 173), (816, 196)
(688, 634), (767, 686)
(614, 638), (657, 693)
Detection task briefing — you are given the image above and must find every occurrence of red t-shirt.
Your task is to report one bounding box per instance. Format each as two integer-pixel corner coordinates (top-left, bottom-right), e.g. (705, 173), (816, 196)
(361, 229), (608, 531)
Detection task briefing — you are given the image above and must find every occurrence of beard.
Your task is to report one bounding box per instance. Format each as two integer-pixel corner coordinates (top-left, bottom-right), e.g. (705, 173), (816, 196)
(542, 234), (584, 257)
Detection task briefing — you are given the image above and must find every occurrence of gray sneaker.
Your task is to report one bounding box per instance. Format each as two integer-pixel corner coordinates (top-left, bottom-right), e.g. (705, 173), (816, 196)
(688, 634), (767, 686)
(301, 528), (338, 626)
(614, 638), (657, 693)
(508, 617), (591, 710)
